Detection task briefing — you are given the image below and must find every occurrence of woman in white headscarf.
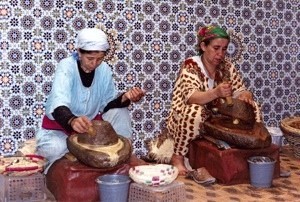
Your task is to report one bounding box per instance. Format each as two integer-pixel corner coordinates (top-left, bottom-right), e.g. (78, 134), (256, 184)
(36, 28), (145, 173)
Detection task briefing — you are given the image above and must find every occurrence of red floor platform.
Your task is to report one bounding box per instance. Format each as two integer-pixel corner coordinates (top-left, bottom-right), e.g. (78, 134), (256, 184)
(188, 139), (280, 185)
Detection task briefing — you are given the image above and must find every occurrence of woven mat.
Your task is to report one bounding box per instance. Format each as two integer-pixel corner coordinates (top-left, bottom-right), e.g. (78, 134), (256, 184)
(176, 146), (300, 202)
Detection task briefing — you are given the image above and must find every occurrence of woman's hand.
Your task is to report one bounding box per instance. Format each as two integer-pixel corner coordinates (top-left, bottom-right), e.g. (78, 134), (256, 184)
(123, 87), (145, 102)
(188, 82), (232, 105)
(215, 82), (232, 98)
(70, 116), (92, 134)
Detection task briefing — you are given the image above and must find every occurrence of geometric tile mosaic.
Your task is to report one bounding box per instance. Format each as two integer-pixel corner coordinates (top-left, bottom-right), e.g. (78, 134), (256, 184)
(0, 0), (299, 156)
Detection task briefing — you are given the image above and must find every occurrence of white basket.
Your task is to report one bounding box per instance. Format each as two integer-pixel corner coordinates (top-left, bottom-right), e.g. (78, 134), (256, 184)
(129, 164), (178, 186)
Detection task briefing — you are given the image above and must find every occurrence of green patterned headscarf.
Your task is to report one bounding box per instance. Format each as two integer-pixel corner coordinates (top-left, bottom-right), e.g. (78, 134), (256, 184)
(198, 25), (230, 42)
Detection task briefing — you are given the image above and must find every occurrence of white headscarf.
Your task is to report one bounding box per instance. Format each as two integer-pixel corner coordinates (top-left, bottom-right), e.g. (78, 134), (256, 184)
(75, 28), (110, 51)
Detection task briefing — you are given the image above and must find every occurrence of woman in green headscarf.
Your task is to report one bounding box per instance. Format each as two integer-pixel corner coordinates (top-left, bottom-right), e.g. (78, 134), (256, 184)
(167, 25), (262, 175)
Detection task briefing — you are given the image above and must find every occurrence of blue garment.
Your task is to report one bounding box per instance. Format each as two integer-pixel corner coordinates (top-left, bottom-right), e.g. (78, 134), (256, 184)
(45, 53), (117, 120)
(36, 53), (132, 173)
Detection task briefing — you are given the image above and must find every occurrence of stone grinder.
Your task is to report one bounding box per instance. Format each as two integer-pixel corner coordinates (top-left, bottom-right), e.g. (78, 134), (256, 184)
(67, 120), (132, 168)
(204, 98), (271, 149)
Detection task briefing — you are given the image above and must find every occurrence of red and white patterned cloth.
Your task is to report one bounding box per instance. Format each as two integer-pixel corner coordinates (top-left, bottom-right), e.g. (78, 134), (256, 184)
(0, 154), (45, 176)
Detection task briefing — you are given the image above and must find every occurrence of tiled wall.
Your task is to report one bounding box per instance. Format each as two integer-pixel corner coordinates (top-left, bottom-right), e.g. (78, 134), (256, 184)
(0, 0), (299, 156)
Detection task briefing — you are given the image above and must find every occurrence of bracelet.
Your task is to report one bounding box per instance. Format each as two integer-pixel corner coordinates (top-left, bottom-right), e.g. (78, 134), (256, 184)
(68, 116), (77, 126)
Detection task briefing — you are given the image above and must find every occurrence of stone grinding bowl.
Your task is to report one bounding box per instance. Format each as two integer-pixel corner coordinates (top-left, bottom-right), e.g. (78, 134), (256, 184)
(67, 120), (132, 168)
(207, 98), (256, 126)
(204, 98), (271, 149)
(204, 120), (271, 149)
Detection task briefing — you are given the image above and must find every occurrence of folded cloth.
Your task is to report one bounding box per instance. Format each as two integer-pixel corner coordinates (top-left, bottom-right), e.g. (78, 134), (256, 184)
(186, 167), (216, 185)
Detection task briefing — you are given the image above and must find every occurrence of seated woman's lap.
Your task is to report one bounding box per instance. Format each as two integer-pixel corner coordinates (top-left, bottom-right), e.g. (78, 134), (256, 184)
(36, 108), (132, 173)
(168, 104), (208, 156)
(36, 129), (68, 173)
(102, 108), (132, 139)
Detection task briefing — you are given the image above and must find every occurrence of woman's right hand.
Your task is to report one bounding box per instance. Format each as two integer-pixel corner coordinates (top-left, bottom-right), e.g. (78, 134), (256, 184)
(70, 116), (92, 134)
(215, 82), (232, 98)
(188, 82), (232, 105)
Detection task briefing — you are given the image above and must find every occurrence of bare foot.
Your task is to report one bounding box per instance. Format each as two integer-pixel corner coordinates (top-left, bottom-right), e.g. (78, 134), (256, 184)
(129, 154), (148, 166)
(171, 154), (188, 175)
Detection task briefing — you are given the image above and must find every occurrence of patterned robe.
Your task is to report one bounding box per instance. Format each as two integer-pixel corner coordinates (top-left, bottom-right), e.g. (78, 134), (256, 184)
(167, 55), (262, 156)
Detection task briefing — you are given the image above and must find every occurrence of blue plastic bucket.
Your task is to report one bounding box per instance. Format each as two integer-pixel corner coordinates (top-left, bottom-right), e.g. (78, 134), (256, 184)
(247, 156), (276, 188)
(96, 174), (131, 202)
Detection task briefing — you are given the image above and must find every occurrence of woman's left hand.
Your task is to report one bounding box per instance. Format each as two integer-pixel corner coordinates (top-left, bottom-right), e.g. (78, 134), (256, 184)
(123, 87), (145, 102)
